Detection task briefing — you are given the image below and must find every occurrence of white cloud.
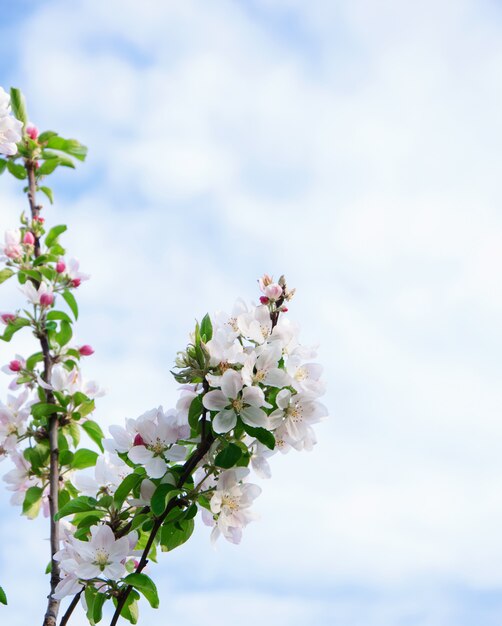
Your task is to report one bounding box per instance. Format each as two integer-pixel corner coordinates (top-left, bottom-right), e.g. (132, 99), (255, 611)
(2, 0), (502, 623)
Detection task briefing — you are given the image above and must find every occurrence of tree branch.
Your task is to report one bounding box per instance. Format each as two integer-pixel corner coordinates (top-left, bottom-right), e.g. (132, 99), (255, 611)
(109, 422), (214, 625)
(26, 160), (62, 626)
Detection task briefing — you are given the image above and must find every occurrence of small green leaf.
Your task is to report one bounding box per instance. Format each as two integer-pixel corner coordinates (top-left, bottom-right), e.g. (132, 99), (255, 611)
(37, 159), (59, 176)
(38, 131), (57, 143)
(22, 486), (43, 519)
(0, 159), (7, 174)
(72, 448), (98, 469)
(114, 590), (139, 624)
(123, 573), (159, 609)
(31, 402), (66, 419)
(46, 136), (88, 161)
(26, 351), (44, 370)
(45, 224), (67, 247)
(1, 317), (30, 342)
(188, 394), (203, 430)
(200, 313), (213, 341)
(214, 442), (242, 469)
(55, 320), (72, 347)
(0, 268), (14, 284)
(46, 310), (72, 323)
(62, 289), (79, 320)
(55, 495), (98, 520)
(6, 160), (26, 179)
(243, 424), (276, 450)
(114, 473), (143, 509)
(160, 518), (195, 552)
(150, 484), (180, 517)
(0, 586), (7, 605)
(81, 420), (104, 452)
(10, 88), (28, 126)
(39, 186), (54, 204)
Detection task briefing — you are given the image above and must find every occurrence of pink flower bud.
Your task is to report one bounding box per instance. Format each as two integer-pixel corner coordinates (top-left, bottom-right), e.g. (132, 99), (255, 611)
(26, 125), (39, 141)
(56, 260), (66, 273)
(40, 293), (54, 307)
(281, 306), (288, 313)
(23, 231), (35, 245)
(1, 313), (16, 325)
(8, 360), (21, 372)
(33, 215), (45, 224)
(79, 345), (94, 356)
(133, 433), (145, 446)
(71, 278), (81, 288)
(259, 296), (269, 305)
(264, 283), (283, 300)
(34, 161), (40, 169)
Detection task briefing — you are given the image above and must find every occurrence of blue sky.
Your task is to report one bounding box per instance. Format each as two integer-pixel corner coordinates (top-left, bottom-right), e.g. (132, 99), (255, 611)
(1, 1), (502, 625)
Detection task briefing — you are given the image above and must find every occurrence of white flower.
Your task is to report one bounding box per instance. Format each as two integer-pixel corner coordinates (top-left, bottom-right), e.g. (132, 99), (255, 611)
(237, 305), (272, 344)
(59, 524), (134, 581)
(208, 469), (261, 544)
(3, 452), (40, 505)
(241, 343), (290, 388)
(0, 229), (22, 261)
(268, 389), (327, 446)
(37, 363), (79, 393)
(0, 389), (32, 440)
(74, 455), (131, 497)
(65, 258), (90, 287)
(0, 88), (22, 156)
(20, 280), (54, 306)
(203, 369), (269, 433)
(286, 358), (326, 398)
(128, 408), (187, 478)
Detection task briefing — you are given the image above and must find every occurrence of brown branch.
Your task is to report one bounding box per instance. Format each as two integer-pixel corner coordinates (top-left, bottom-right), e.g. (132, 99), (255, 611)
(109, 423), (214, 626)
(58, 591), (82, 626)
(25, 160), (62, 626)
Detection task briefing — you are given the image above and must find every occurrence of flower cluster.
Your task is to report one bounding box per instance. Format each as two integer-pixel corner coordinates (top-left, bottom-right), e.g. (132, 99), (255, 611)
(0, 85), (327, 626)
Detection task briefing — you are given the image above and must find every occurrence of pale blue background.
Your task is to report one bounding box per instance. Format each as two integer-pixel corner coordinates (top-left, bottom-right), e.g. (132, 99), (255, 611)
(1, 1), (502, 624)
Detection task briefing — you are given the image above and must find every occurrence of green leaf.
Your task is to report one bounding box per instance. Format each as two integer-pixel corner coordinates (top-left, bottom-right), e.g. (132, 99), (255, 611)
(114, 473), (143, 509)
(81, 420), (104, 452)
(26, 351), (43, 370)
(73, 448), (98, 469)
(55, 495), (97, 520)
(200, 313), (213, 341)
(31, 402), (66, 419)
(45, 224), (67, 247)
(188, 394), (203, 430)
(214, 442), (242, 469)
(0, 268), (14, 284)
(46, 310), (72, 323)
(39, 186), (54, 204)
(55, 320), (72, 347)
(243, 424), (276, 450)
(38, 131), (57, 143)
(10, 88), (28, 126)
(113, 590), (139, 624)
(79, 399), (95, 418)
(0, 159), (7, 174)
(0, 586), (7, 605)
(150, 484), (181, 517)
(85, 585), (106, 624)
(1, 317), (30, 342)
(46, 136), (88, 161)
(37, 159), (59, 176)
(123, 573), (159, 609)
(160, 517), (195, 552)
(22, 486), (43, 519)
(59, 450), (74, 466)
(62, 289), (79, 320)
(6, 160), (26, 179)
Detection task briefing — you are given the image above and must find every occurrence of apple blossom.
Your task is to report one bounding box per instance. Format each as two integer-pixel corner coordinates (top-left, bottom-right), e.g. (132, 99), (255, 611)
(203, 369), (269, 433)
(0, 87), (22, 155)
(1, 229), (23, 261)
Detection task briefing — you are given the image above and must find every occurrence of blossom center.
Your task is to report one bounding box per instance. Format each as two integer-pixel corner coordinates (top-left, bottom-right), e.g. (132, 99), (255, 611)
(93, 548), (111, 570)
(221, 494), (239, 511)
(231, 398), (244, 412)
(148, 438), (167, 455)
